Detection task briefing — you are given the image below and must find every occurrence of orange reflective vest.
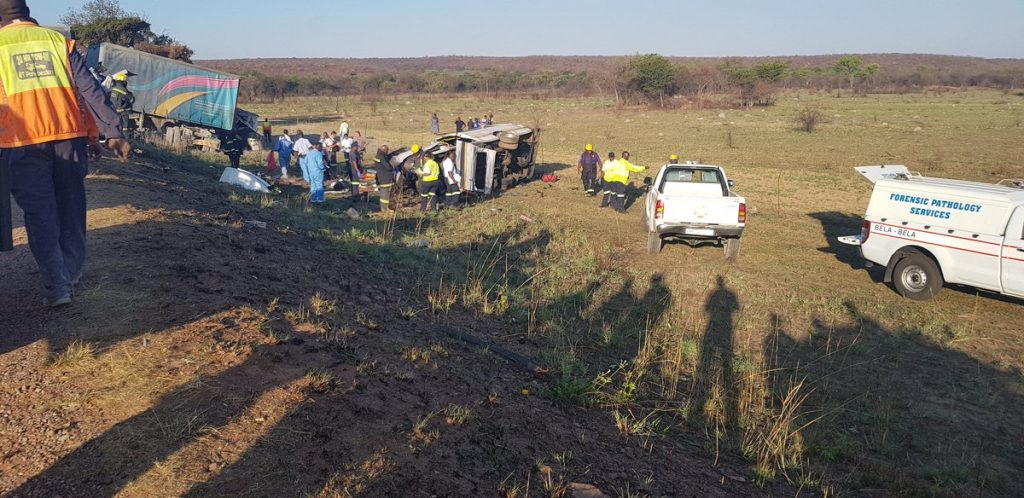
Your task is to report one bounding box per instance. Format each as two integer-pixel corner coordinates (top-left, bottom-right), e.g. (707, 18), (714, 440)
(0, 21), (88, 148)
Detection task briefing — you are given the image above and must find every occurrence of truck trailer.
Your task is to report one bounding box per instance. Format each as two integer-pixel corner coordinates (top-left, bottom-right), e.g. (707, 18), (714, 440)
(86, 43), (257, 137)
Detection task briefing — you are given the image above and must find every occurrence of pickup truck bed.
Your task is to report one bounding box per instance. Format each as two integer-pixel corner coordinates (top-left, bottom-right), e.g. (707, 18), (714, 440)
(642, 163), (747, 259)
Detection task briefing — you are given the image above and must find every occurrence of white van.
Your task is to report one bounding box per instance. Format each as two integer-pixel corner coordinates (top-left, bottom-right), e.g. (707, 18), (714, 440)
(840, 165), (1024, 300)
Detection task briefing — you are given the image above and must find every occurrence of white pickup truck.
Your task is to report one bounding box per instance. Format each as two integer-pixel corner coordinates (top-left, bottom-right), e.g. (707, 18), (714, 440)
(840, 165), (1024, 300)
(642, 162), (746, 259)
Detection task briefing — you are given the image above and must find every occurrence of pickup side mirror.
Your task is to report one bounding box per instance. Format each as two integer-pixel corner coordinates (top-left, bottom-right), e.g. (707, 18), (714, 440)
(727, 179), (735, 188)
(643, 176), (653, 187)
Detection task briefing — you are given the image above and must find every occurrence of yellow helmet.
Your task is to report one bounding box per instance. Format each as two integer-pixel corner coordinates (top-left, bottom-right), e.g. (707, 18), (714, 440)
(411, 144), (421, 154)
(113, 73), (128, 82)
(585, 144), (593, 151)
(669, 154), (678, 160)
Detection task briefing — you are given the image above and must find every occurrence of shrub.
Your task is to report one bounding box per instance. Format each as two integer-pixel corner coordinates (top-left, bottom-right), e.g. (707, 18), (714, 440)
(796, 109), (823, 133)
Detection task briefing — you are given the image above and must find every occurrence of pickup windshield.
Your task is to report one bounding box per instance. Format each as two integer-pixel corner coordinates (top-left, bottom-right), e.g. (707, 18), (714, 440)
(659, 167), (727, 196)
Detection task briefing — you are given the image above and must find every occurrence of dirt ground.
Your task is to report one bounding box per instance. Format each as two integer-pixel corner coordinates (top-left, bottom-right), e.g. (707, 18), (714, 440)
(0, 155), (785, 497)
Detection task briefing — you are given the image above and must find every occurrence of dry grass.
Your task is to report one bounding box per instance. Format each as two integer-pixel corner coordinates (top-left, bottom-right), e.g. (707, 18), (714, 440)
(305, 368), (335, 393)
(442, 404), (472, 426)
(49, 340), (96, 368)
(187, 89), (1024, 494)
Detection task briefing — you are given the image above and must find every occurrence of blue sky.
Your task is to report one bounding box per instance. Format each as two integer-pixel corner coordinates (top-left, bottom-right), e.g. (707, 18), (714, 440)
(26, 0), (1024, 59)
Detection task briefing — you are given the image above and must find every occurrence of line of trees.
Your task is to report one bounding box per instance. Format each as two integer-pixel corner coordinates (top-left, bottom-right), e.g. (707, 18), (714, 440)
(613, 54), (885, 106)
(237, 69), (593, 103)
(235, 53), (1024, 105)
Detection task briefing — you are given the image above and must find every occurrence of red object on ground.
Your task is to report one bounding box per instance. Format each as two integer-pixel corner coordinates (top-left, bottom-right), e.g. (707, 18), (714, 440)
(265, 151), (278, 173)
(542, 173), (559, 183)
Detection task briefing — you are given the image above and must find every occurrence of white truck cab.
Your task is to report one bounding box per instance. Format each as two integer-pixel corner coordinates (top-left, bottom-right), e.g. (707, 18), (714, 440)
(841, 165), (1024, 300)
(643, 162), (746, 259)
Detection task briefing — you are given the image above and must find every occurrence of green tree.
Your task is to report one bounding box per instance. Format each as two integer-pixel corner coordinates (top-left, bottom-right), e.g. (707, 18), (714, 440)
(754, 61), (790, 83)
(721, 60), (788, 106)
(833, 56), (882, 91)
(61, 0), (193, 61)
(619, 54), (678, 106)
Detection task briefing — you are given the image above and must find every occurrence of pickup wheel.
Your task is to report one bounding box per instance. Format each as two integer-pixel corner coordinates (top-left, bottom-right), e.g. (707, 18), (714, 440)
(724, 238), (741, 261)
(892, 253), (943, 300)
(647, 231), (663, 254)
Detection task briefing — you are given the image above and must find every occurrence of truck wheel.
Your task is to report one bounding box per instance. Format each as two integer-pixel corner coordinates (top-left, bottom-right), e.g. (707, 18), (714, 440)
(724, 238), (741, 261)
(892, 253), (943, 300)
(647, 231), (662, 254)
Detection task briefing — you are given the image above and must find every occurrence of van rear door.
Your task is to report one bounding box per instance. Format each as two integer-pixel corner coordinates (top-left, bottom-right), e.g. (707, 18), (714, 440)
(1001, 206), (1024, 297)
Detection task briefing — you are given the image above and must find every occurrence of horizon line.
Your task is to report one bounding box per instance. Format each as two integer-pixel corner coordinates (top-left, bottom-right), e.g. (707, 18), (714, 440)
(194, 52), (1024, 62)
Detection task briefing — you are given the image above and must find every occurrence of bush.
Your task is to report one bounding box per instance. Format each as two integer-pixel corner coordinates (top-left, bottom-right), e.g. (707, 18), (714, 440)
(796, 109), (823, 133)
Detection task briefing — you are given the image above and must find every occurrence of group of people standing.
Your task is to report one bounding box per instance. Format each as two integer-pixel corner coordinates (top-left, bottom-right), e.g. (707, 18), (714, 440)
(453, 114), (493, 133)
(577, 144), (647, 213)
(267, 118), (368, 204)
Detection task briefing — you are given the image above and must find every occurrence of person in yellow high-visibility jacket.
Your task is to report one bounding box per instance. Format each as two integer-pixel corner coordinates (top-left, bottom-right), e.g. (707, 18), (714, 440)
(416, 150), (441, 212)
(610, 151), (645, 213)
(599, 151), (618, 208)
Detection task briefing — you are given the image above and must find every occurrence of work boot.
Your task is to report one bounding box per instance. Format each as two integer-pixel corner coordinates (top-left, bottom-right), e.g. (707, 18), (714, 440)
(600, 193), (610, 208)
(43, 295), (72, 308)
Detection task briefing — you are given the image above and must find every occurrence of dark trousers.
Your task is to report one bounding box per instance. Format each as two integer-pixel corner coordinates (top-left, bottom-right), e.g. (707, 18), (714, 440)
(227, 153), (241, 169)
(600, 179), (614, 207)
(350, 167), (362, 199)
(378, 184), (393, 211)
(119, 112), (132, 132)
(611, 182), (626, 212)
(445, 182), (461, 207)
(602, 181), (625, 210)
(263, 131), (271, 144)
(7, 138), (89, 300)
(581, 167), (597, 194)
(418, 180), (440, 211)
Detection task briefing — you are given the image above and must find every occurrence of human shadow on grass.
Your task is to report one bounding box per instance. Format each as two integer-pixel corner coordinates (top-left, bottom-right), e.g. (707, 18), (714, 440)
(763, 303), (1024, 496)
(689, 276), (741, 430)
(622, 182), (647, 212)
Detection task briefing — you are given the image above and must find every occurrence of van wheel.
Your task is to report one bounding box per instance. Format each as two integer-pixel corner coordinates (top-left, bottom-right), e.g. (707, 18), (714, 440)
(724, 238), (741, 261)
(647, 231), (662, 254)
(892, 253), (943, 300)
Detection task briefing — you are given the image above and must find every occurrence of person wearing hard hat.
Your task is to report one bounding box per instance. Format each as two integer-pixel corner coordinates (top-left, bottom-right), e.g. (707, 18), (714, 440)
(669, 154), (679, 165)
(577, 144), (601, 196)
(109, 70), (135, 132)
(415, 148), (441, 212)
(0, 0), (128, 306)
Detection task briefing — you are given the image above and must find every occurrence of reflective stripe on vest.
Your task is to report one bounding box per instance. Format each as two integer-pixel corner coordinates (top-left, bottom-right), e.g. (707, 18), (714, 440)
(110, 87), (129, 111)
(421, 159), (440, 182)
(0, 22), (86, 147)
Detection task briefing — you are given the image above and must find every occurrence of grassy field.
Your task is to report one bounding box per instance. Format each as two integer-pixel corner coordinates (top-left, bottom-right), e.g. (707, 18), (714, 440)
(233, 89), (1024, 495)
(4, 89), (1023, 496)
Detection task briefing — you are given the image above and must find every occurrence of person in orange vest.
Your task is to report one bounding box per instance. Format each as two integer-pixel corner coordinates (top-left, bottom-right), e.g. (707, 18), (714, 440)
(0, 0), (128, 307)
(261, 118), (272, 145)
